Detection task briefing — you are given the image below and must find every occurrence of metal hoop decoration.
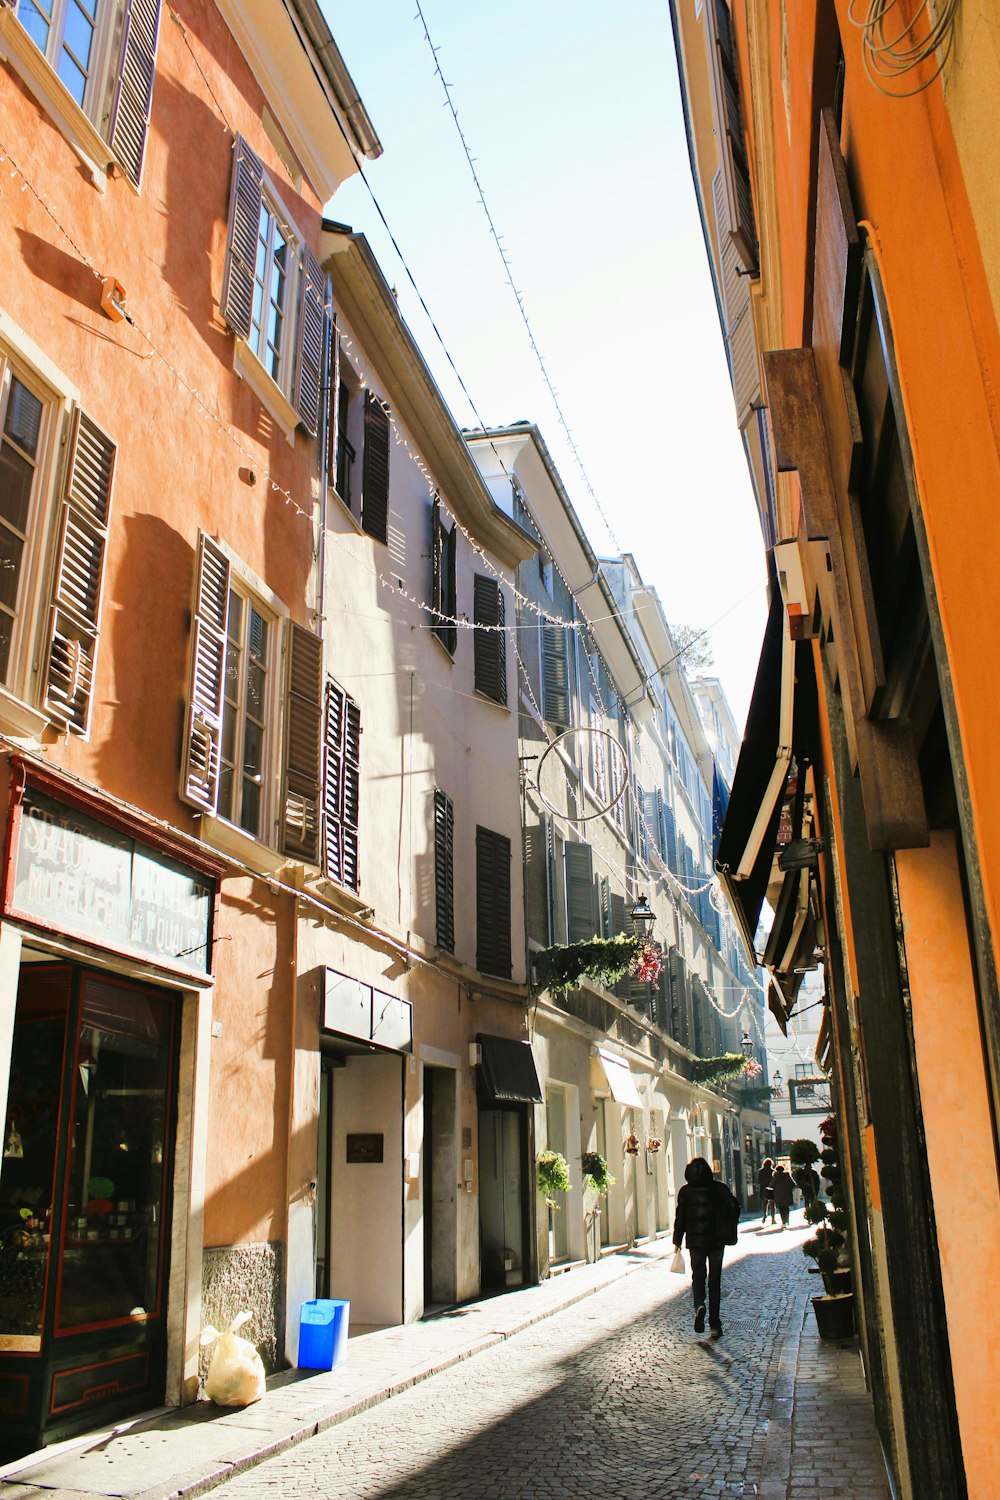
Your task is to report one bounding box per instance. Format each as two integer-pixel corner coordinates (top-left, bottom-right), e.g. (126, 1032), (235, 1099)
(534, 728), (630, 823)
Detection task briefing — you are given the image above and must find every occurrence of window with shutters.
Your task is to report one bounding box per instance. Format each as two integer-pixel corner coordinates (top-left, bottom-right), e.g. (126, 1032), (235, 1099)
(6, 0), (162, 187)
(475, 825), (511, 978)
(473, 575), (507, 706)
(222, 135), (326, 446)
(0, 338), (115, 738)
(433, 788), (455, 952)
(431, 498), (457, 655)
(564, 841), (596, 945)
(180, 535), (324, 866)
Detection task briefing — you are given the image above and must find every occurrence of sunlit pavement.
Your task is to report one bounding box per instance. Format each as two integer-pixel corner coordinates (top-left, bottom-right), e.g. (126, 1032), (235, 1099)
(0, 1214), (888, 1500)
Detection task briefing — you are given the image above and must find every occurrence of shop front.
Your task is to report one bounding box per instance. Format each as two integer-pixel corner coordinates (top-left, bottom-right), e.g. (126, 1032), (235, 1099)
(0, 762), (219, 1456)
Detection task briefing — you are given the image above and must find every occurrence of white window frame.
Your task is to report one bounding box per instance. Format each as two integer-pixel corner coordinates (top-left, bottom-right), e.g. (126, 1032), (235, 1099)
(231, 182), (305, 447)
(1, 0), (121, 188)
(209, 548), (288, 852)
(0, 316), (78, 738)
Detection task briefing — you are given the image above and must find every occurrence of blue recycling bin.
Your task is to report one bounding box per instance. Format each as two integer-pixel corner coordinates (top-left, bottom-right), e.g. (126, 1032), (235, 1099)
(298, 1298), (350, 1370)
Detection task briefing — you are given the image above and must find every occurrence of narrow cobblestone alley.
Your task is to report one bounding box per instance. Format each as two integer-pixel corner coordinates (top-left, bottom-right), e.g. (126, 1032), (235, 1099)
(206, 1221), (888, 1500)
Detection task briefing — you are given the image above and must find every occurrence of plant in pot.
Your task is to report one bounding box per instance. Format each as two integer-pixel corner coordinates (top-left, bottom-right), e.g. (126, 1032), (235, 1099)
(802, 1115), (855, 1338)
(581, 1151), (614, 1195)
(536, 1149), (571, 1208)
(788, 1137), (822, 1208)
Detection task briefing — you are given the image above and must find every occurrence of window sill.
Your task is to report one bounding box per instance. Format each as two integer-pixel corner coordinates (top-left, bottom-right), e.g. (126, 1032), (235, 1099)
(329, 486), (363, 533)
(198, 814), (286, 877)
(233, 339), (299, 447)
(0, 11), (112, 190)
(0, 685), (50, 743)
(473, 690), (510, 712)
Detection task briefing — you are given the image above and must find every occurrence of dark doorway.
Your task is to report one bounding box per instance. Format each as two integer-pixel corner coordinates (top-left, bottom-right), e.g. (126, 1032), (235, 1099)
(0, 961), (179, 1457)
(477, 1107), (529, 1291)
(422, 1066), (456, 1312)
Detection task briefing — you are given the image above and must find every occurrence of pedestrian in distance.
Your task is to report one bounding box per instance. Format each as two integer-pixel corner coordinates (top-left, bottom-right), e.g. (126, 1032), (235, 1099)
(757, 1156), (776, 1224)
(672, 1156), (741, 1338)
(771, 1163), (795, 1228)
(793, 1164), (819, 1208)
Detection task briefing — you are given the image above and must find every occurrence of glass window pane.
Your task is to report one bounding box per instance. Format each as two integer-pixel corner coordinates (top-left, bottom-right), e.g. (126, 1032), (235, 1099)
(57, 983), (174, 1331)
(0, 993), (67, 1341)
(218, 765), (234, 821)
(57, 53), (87, 106)
(0, 611), (13, 682)
(63, 1), (96, 72)
(18, 0), (52, 54)
(5, 378), (43, 458)
(240, 778), (260, 836)
(0, 442), (35, 535)
(242, 717), (263, 776)
(247, 661), (265, 719)
(0, 528), (25, 612)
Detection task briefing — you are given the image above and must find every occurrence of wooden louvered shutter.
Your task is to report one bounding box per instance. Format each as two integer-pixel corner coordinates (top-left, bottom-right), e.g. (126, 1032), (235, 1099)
(44, 410), (116, 735)
(221, 135), (265, 340)
(294, 247), (324, 437)
(608, 892), (626, 937)
(641, 789), (658, 866)
(180, 534), (230, 812)
(564, 841), (596, 945)
(473, 576), (507, 705)
(323, 679), (361, 891)
(712, 168), (759, 426)
(281, 624), (322, 861)
(361, 391), (390, 544)
(706, 0), (758, 273)
(433, 788), (455, 952)
(541, 623), (569, 728)
(475, 826), (511, 978)
(324, 316), (341, 488)
(107, 0), (161, 187)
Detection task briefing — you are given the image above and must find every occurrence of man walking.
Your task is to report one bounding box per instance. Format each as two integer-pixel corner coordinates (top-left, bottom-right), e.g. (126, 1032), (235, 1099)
(672, 1156), (741, 1338)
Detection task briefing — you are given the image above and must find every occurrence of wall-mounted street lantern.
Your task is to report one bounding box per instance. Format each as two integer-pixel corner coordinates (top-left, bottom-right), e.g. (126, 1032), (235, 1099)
(629, 894), (655, 941)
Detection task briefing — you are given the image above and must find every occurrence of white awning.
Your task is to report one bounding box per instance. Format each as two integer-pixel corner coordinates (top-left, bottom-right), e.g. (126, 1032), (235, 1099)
(597, 1047), (643, 1108)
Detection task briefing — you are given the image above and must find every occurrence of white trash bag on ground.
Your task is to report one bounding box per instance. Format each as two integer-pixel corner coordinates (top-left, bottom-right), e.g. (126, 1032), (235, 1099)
(201, 1311), (266, 1407)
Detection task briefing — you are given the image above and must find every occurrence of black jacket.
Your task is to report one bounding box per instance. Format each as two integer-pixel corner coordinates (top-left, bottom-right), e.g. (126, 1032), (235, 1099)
(673, 1161), (740, 1250)
(771, 1169), (795, 1209)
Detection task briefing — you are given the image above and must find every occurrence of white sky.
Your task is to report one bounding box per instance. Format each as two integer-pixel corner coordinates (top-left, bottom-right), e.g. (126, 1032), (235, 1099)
(322, 0), (768, 727)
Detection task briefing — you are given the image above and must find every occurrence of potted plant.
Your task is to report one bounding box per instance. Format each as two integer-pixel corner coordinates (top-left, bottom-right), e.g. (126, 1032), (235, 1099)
(802, 1116), (855, 1337)
(536, 1149), (571, 1207)
(788, 1137), (822, 1209)
(581, 1151), (614, 1195)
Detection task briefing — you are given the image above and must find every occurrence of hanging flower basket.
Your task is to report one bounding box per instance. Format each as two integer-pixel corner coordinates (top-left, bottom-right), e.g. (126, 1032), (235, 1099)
(581, 1151), (615, 1194)
(629, 941), (663, 984)
(624, 1133), (640, 1156)
(742, 1056), (763, 1079)
(533, 935), (641, 998)
(536, 1149), (571, 1208)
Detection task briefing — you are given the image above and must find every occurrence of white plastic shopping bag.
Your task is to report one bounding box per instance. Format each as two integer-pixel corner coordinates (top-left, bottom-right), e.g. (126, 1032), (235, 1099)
(669, 1248), (686, 1275)
(201, 1311), (266, 1407)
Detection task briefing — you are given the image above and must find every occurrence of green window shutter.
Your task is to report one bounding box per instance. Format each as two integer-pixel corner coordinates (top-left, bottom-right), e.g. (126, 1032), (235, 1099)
(541, 623), (570, 728)
(476, 826), (512, 978)
(473, 575), (507, 705)
(180, 532), (231, 813)
(434, 788), (455, 952)
(361, 391), (390, 543)
(221, 135), (264, 339)
(431, 499), (457, 655)
(564, 841), (596, 945)
(281, 624), (322, 862)
(107, 0), (161, 187)
(324, 317), (341, 490)
(294, 247), (325, 438)
(44, 409), (116, 735)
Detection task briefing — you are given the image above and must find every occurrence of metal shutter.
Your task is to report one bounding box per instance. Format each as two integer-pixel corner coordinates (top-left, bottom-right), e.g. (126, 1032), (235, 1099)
(281, 623), (322, 861)
(361, 392), (390, 543)
(221, 135), (264, 340)
(107, 0), (161, 187)
(180, 532), (231, 812)
(44, 410), (116, 735)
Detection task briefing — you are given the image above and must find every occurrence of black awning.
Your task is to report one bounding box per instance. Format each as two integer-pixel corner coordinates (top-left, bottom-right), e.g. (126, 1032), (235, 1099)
(477, 1034), (543, 1105)
(716, 577), (794, 958)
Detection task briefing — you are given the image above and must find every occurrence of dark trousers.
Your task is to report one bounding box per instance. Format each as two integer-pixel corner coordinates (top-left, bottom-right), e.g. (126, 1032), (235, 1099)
(690, 1246), (725, 1324)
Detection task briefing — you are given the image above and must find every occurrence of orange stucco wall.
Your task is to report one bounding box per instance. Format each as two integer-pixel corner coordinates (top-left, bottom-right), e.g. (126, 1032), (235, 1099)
(896, 836), (1000, 1497)
(0, 0), (327, 1246)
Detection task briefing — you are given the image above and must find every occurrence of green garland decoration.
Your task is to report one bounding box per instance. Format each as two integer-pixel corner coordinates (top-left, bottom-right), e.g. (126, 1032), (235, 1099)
(689, 1052), (748, 1086)
(533, 935), (641, 998)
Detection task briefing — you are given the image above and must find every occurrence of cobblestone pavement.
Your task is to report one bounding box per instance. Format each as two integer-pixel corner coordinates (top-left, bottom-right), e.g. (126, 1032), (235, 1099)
(210, 1225), (888, 1500)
